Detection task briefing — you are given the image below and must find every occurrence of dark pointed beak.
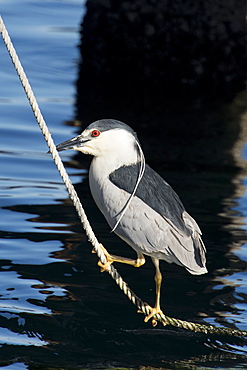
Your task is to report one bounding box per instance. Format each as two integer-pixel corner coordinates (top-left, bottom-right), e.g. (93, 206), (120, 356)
(55, 136), (89, 152)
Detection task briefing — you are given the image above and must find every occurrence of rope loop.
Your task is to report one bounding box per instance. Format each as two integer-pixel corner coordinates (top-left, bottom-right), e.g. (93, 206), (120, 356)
(1, 15), (246, 338)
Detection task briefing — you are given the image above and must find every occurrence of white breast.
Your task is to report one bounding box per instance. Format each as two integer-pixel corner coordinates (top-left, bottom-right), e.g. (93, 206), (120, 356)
(89, 156), (130, 227)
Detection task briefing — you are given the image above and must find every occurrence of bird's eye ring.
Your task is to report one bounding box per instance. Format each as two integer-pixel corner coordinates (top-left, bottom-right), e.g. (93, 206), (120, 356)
(91, 130), (101, 137)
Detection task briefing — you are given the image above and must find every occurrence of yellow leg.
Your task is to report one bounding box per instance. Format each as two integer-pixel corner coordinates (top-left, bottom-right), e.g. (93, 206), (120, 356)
(97, 244), (145, 272)
(144, 257), (164, 326)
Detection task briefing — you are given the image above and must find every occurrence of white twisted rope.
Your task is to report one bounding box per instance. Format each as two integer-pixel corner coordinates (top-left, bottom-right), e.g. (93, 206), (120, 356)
(1, 16), (247, 337)
(0, 14), (148, 318)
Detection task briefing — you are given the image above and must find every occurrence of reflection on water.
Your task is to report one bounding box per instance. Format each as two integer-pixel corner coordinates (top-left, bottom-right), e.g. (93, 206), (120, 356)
(1, 100), (247, 368)
(209, 107), (247, 339)
(0, 0), (247, 369)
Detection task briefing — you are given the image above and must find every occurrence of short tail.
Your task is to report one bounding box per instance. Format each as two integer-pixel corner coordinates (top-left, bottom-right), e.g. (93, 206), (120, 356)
(183, 211), (207, 275)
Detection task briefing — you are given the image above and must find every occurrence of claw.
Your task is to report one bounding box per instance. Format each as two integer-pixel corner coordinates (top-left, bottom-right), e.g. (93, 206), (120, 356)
(97, 244), (113, 272)
(138, 304), (165, 326)
(98, 260), (112, 272)
(144, 307), (164, 323)
(151, 319), (158, 327)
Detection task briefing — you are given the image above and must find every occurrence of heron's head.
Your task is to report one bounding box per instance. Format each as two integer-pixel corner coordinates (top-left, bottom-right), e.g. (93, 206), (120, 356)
(56, 119), (140, 162)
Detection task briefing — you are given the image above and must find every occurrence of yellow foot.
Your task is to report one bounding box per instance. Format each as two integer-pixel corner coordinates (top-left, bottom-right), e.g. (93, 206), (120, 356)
(139, 305), (166, 327)
(97, 244), (114, 272)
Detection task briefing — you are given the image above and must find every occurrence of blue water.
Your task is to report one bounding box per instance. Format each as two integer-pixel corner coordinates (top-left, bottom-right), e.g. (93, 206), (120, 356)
(0, 0), (87, 360)
(0, 1), (247, 369)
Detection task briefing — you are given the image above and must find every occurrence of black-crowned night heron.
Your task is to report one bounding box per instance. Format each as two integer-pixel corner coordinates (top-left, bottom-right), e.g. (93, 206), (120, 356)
(56, 119), (207, 325)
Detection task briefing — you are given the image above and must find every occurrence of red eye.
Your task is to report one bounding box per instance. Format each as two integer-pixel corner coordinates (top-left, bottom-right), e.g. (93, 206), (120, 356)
(91, 130), (100, 137)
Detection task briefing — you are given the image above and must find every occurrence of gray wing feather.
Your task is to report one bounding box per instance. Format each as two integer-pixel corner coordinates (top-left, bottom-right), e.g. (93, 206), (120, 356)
(109, 164), (207, 274)
(109, 164), (188, 235)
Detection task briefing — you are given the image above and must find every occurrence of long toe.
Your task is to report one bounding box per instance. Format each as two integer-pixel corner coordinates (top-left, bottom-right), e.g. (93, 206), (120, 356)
(98, 260), (113, 272)
(97, 244), (114, 272)
(144, 305), (164, 326)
